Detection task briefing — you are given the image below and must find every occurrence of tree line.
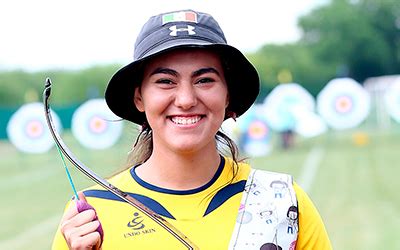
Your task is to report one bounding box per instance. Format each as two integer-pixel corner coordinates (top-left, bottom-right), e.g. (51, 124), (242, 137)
(0, 0), (399, 106)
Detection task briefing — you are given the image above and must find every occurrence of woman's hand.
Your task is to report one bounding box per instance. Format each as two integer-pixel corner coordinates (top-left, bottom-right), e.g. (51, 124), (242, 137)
(60, 192), (103, 250)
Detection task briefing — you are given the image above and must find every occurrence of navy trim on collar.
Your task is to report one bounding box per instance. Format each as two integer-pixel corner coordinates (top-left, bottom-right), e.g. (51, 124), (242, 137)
(130, 155), (225, 195)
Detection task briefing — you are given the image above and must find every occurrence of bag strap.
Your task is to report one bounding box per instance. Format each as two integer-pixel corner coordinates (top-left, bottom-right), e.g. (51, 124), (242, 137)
(229, 169), (299, 250)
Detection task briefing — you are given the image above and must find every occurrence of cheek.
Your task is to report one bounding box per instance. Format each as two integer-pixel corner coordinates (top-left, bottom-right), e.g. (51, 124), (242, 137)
(208, 93), (229, 118)
(140, 92), (171, 119)
(216, 87), (229, 111)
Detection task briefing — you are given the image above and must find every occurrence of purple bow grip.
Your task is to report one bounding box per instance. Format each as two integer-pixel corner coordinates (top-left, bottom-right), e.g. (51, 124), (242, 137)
(76, 200), (104, 243)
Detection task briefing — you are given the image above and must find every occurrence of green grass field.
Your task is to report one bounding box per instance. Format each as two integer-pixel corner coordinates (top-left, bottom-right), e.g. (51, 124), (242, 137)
(1, 123), (399, 249)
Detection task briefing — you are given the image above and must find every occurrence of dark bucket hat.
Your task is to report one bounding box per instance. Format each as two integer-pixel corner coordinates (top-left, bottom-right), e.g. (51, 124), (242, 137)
(105, 9), (260, 125)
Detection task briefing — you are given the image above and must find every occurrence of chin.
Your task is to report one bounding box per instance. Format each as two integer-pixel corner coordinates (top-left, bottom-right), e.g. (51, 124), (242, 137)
(169, 140), (212, 155)
(171, 144), (199, 154)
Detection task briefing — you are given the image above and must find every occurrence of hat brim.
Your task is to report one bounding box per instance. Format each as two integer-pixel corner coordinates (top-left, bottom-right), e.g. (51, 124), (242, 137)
(105, 41), (259, 125)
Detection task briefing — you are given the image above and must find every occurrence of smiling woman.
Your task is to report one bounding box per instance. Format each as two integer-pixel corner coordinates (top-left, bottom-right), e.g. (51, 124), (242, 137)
(51, 9), (332, 250)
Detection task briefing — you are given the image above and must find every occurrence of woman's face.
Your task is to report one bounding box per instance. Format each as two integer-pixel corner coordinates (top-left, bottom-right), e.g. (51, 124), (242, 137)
(134, 48), (229, 154)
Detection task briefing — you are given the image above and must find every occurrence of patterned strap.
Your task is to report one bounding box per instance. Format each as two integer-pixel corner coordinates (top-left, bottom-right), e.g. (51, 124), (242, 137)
(229, 169), (298, 250)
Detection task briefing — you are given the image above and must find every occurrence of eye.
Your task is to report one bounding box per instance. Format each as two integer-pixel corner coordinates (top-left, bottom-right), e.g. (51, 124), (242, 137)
(196, 77), (215, 84)
(155, 78), (174, 85)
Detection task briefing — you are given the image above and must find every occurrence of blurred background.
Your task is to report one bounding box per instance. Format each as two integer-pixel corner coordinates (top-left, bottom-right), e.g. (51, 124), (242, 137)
(1, 0), (399, 249)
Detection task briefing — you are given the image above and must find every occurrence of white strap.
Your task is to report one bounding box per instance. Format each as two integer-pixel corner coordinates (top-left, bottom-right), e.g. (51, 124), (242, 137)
(229, 169), (298, 250)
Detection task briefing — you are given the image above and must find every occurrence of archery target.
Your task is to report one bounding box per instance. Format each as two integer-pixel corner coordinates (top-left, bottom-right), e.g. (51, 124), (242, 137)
(262, 83), (316, 132)
(317, 78), (371, 130)
(6, 102), (63, 153)
(384, 79), (400, 123)
(237, 105), (272, 157)
(71, 99), (123, 149)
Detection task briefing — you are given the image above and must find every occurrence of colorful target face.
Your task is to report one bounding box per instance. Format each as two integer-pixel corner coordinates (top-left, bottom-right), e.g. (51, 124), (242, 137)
(71, 99), (123, 149)
(334, 95), (354, 114)
(317, 78), (371, 130)
(88, 115), (109, 134)
(24, 120), (44, 138)
(248, 120), (268, 140)
(6, 102), (63, 153)
(237, 105), (272, 157)
(262, 83), (316, 132)
(384, 79), (400, 123)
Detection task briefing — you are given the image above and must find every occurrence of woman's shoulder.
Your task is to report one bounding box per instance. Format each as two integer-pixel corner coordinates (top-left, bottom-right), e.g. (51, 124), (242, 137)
(223, 157), (296, 185)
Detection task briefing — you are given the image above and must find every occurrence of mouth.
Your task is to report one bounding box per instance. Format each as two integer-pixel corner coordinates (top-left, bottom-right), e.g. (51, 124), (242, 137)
(169, 115), (204, 125)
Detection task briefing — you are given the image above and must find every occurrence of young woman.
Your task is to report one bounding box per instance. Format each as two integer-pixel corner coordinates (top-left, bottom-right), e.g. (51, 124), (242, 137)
(52, 9), (332, 250)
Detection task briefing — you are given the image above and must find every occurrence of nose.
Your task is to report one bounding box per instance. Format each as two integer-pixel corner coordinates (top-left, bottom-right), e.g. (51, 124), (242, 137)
(174, 83), (197, 109)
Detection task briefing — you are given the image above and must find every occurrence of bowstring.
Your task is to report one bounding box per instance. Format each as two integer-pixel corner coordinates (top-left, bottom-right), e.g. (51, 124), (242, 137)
(56, 144), (79, 200)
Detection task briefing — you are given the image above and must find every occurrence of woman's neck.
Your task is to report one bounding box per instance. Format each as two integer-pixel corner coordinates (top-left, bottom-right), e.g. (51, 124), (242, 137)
(135, 145), (222, 190)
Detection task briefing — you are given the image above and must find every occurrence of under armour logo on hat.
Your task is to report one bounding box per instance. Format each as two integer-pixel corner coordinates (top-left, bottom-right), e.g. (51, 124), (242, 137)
(169, 25), (196, 36)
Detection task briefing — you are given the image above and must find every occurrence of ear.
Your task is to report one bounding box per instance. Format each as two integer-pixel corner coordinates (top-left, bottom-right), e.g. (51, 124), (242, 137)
(225, 93), (230, 108)
(134, 87), (145, 112)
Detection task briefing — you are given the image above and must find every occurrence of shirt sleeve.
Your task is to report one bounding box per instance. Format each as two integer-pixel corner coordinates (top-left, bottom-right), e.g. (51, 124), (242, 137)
(293, 182), (333, 250)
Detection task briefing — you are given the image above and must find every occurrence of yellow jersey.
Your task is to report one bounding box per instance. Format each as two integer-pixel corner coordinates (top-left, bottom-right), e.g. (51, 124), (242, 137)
(52, 156), (331, 249)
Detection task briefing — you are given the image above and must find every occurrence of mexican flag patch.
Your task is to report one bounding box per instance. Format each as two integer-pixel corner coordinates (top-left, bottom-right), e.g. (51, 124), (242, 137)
(162, 11), (197, 24)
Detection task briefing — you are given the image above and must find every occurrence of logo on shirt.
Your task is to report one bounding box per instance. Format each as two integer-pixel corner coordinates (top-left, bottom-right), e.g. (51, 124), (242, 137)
(127, 212), (145, 230)
(124, 212), (157, 238)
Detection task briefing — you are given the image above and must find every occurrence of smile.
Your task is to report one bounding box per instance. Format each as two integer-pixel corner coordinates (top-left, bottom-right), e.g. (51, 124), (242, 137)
(170, 115), (203, 125)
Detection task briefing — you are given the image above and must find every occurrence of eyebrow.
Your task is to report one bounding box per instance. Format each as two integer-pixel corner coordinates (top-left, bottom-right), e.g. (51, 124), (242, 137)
(150, 67), (178, 77)
(149, 67), (220, 78)
(192, 67), (220, 78)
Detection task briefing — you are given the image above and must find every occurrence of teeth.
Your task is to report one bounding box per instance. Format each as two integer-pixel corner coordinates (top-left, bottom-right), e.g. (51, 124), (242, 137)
(171, 116), (201, 125)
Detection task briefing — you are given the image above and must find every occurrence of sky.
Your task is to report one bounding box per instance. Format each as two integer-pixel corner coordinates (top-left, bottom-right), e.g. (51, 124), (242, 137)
(0, 0), (326, 71)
